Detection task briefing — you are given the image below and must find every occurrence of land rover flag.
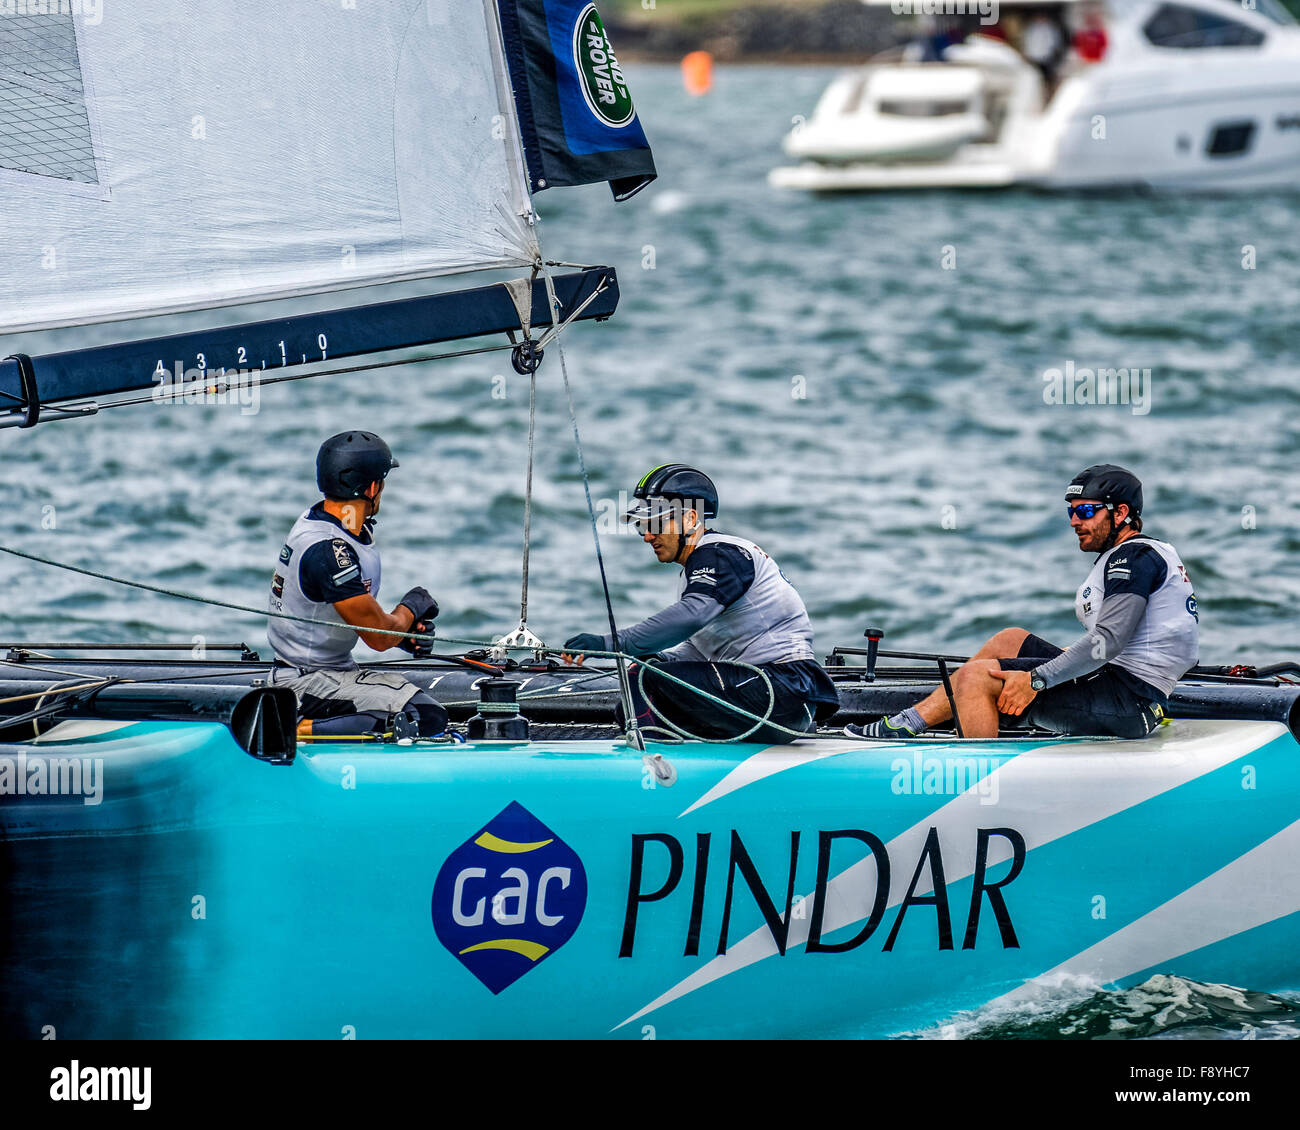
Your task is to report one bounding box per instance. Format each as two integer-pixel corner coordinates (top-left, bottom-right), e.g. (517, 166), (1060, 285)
(497, 0), (657, 201)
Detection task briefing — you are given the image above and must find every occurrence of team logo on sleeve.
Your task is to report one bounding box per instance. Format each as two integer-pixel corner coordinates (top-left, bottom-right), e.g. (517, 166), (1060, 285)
(432, 802), (587, 994)
(688, 566), (717, 586)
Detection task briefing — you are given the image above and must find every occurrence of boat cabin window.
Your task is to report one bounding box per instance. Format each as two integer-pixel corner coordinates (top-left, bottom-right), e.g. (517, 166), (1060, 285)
(1206, 120), (1257, 158)
(1142, 4), (1266, 48)
(878, 100), (971, 118)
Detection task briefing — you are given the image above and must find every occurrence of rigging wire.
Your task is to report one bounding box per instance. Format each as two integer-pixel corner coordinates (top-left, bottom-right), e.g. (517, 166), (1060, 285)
(541, 266), (644, 752)
(519, 363), (538, 624)
(0, 542), (449, 647)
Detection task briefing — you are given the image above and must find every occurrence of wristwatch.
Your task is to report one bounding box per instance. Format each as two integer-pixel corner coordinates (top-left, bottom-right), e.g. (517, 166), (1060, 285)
(1030, 673), (1047, 693)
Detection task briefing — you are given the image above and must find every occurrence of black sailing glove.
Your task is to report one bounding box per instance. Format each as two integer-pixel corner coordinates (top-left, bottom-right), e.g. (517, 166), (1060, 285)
(397, 586), (439, 624)
(398, 619), (435, 659)
(563, 633), (606, 656)
(397, 587), (438, 658)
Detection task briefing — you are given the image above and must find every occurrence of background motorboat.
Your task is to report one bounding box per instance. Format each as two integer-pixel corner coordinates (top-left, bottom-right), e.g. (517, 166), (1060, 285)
(771, 0), (1300, 191)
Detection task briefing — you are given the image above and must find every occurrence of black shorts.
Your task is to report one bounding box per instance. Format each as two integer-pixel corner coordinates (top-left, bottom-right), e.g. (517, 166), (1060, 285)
(997, 634), (1166, 740)
(622, 659), (838, 743)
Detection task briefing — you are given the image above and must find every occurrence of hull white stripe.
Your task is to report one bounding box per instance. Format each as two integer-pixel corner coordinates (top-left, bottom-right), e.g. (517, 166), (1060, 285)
(614, 720), (1283, 1030)
(978, 816), (1300, 1016)
(678, 741), (885, 817)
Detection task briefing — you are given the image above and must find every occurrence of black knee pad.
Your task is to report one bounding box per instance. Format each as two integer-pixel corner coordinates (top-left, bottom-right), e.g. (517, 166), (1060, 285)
(307, 711), (387, 737)
(406, 691), (450, 737)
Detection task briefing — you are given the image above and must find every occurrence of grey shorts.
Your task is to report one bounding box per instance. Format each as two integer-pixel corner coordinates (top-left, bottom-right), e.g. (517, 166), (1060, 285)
(269, 666), (420, 719)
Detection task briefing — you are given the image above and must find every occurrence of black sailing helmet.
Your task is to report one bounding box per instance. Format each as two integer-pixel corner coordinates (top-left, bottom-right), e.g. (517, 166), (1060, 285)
(316, 431), (399, 500)
(1065, 464), (1143, 520)
(625, 464), (719, 525)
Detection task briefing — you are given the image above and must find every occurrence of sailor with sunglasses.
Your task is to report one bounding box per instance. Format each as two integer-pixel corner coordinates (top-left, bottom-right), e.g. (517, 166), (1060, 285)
(847, 464), (1198, 741)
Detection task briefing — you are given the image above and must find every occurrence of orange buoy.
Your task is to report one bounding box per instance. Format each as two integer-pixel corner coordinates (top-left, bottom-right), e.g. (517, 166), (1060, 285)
(682, 51), (713, 97)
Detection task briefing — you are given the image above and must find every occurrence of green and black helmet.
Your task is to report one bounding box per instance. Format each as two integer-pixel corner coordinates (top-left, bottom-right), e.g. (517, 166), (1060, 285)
(625, 464), (719, 525)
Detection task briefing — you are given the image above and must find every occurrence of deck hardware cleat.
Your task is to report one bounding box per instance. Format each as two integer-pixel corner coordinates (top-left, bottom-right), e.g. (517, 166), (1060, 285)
(863, 627), (884, 681)
(490, 621), (548, 664)
(389, 709), (420, 743)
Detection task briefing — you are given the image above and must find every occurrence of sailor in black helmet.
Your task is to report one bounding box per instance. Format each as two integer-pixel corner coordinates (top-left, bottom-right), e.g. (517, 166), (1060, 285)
(562, 464), (839, 742)
(846, 465), (1198, 741)
(267, 431), (449, 738)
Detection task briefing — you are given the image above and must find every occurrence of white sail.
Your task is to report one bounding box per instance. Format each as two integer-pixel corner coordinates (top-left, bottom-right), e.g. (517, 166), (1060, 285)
(0, 0), (537, 334)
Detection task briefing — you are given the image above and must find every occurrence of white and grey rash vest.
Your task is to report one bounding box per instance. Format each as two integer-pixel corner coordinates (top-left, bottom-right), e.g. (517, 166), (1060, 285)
(1035, 535), (1199, 698)
(608, 531), (816, 666)
(267, 504), (381, 670)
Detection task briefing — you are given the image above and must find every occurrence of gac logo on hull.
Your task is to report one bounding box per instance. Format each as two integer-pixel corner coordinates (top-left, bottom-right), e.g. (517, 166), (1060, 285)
(432, 802), (587, 993)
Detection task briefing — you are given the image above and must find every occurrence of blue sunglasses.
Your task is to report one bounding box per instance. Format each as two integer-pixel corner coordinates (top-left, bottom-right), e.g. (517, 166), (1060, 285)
(1066, 502), (1113, 520)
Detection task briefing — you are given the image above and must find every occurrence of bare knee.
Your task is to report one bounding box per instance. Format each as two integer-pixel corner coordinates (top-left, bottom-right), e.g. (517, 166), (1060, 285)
(982, 627), (1030, 656)
(953, 658), (1001, 693)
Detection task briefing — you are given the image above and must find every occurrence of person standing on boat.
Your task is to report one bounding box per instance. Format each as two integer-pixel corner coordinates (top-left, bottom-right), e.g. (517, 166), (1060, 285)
(1022, 11), (1065, 90)
(561, 464), (839, 742)
(1072, 5), (1109, 64)
(846, 465), (1198, 741)
(267, 431), (449, 739)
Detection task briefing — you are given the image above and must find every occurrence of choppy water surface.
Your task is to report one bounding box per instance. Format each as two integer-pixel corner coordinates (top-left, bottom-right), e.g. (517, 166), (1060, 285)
(910, 975), (1300, 1040)
(4, 66), (1298, 659)
(2, 65), (1298, 1038)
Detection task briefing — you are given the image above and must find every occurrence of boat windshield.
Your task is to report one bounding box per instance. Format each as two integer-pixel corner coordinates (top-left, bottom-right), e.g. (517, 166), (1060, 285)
(1143, 3), (1269, 47)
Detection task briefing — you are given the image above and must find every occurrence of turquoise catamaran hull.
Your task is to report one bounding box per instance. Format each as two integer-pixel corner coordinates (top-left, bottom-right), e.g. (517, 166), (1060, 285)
(4, 716), (1298, 1039)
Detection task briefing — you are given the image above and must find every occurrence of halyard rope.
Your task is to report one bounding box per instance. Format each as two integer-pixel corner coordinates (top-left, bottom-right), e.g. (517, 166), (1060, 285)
(541, 266), (645, 751)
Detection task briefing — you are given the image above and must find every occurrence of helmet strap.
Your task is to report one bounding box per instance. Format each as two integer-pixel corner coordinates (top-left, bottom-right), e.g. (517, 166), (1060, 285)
(672, 505), (701, 564)
(1098, 505), (1131, 553)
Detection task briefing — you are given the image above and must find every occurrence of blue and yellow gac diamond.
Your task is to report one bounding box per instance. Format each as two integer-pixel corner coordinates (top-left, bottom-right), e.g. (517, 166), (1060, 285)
(432, 802), (588, 994)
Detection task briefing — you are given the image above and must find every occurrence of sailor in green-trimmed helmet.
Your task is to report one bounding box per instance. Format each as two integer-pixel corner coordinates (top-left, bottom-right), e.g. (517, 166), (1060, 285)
(560, 464), (838, 742)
